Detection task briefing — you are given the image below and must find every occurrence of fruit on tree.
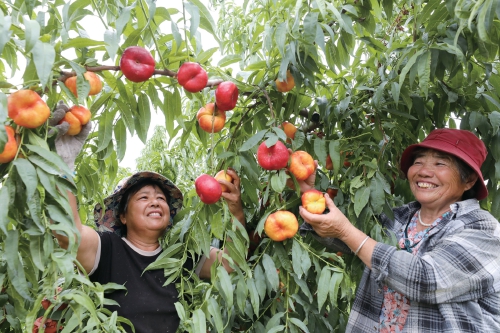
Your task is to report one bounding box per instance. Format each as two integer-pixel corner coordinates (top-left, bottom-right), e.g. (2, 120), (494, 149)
(214, 170), (233, 192)
(215, 81), (239, 111)
(119, 46), (155, 82)
(289, 151), (315, 180)
(57, 106), (91, 136)
(177, 62), (208, 93)
(196, 103), (226, 133)
(0, 126), (18, 163)
(325, 155), (333, 170)
(341, 151), (353, 167)
(275, 70), (295, 92)
(195, 174), (222, 204)
(69, 105), (91, 125)
(7, 90), (50, 128)
(64, 71), (102, 97)
(59, 112), (81, 136)
(281, 121), (297, 140)
(326, 188), (338, 199)
(301, 189), (326, 214)
(32, 317), (61, 333)
(257, 140), (289, 170)
(264, 210), (299, 241)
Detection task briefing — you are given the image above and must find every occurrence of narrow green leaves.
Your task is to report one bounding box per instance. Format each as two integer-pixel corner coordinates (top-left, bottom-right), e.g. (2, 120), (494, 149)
(32, 41), (55, 90)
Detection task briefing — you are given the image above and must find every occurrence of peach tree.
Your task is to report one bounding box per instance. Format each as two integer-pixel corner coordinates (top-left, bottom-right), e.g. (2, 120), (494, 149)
(1, 0), (500, 332)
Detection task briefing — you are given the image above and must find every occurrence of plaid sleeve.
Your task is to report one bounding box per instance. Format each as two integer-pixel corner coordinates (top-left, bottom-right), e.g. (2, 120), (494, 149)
(371, 225), (500, 304)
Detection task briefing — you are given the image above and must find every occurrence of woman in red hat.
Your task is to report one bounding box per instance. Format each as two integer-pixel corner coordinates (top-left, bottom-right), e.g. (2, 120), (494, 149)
(300, 128), (500, 332)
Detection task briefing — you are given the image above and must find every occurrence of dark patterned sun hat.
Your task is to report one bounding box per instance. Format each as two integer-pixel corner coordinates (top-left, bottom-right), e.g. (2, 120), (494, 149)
(94, 171), (183, 235)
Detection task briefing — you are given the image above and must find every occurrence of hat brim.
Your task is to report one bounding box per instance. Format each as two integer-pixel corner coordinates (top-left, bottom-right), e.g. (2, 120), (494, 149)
(400, 142), (488, 201)
(94, 171), (183, 234)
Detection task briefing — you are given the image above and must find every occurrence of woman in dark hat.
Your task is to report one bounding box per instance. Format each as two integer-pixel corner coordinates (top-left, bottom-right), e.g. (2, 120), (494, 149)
(50, 104), (246, 333)
(299, 129), (500, 332)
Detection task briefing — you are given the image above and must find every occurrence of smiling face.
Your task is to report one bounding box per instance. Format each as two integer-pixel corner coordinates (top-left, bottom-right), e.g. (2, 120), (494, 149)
(119, 184), (171, 236)
(407, 149), (477, 213)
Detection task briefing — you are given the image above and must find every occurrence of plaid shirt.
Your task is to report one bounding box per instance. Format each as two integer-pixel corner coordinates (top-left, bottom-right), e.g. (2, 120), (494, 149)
(347, 199), (500, 332)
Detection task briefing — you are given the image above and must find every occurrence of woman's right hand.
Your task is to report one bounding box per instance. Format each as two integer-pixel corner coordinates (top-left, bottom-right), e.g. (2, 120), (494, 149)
(299, 193), (352, 239)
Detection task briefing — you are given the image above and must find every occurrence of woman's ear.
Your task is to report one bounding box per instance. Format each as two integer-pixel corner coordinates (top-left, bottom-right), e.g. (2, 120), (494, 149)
(465, 174), (479, 191)
(120, 214), (127, 225)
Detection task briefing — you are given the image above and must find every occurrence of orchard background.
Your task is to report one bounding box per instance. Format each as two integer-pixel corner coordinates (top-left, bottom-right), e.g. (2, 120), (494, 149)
(1, 0), (500, 332)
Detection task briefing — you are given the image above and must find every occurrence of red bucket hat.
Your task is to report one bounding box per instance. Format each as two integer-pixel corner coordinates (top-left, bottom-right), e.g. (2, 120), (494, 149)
(400, 129), (488, 200)
(93, 171), (183, 235)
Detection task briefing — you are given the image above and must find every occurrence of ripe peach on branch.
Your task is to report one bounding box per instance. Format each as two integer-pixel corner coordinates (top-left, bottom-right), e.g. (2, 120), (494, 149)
(8, 90), (50, 128)
(257, 140), (290, 170)
(289, 150), (315, 180)
(64, 71), (102, 97)
(119, 46), (156, 82)
(0, 125), (18, 163)
(264, 210), (299, 241)
(196, 103), (226, 133)
(177, 62), (208, 93)
(195, 174), (222, 204)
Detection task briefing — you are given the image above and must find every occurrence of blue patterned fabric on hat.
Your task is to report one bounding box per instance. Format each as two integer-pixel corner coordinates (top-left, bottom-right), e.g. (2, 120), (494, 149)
(94, 171), (183, 235)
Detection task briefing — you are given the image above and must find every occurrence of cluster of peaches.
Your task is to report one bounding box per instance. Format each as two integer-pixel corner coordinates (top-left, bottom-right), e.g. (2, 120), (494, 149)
(0, 90), (92, 164)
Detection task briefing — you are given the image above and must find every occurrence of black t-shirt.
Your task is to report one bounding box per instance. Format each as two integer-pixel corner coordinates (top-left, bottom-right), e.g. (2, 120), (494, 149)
(89, 232), (193, 333)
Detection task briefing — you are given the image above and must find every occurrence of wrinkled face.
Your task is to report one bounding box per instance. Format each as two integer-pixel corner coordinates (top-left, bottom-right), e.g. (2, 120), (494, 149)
(408, 150), (476, 211)
(119, 185), (170, 234)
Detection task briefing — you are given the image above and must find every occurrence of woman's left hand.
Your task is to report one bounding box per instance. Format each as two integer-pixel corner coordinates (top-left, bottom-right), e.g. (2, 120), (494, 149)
(219, 168), (245, 224)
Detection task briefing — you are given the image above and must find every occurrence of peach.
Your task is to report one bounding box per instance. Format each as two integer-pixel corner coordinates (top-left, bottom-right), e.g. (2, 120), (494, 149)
(196, 103), (226, 133)
(264, 210), (299, 241)
(7, 90), (50, 128)
(289, 150), (315, 180)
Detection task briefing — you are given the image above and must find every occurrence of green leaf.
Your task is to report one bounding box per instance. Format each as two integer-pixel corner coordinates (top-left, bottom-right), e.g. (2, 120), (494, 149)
(265, 312), (285, 331)
(292, 239), (304, 278)
(329, 140), (340, 177)
(369, 176), (385, 215)
(116, 4), (133, 36)
(314, 137), (327, 168)
(184, 2), (200, 37)
(317, 266), (331, 310)
(114, 118), (127, 161)
(62, 37), (105, 50)
(270, 170), (287, 193)
(135, 94), (151, 144)
(354, 186), (370, 217)
(236, 277), (249, 311)
(207, 297), (224, 332)
(29, 235), (46, 271)
(329, 271), (343, 306)
(247, 278), (260, 315)
(239, 130), (267, 152)
(262, 253), (279, 291)
(104, 30), (119, 60)
(0, 186), (10, 234)
(217, 54), (243, 67)
(489, 111), (500, 135)
(13, 159), (38, 200)
(25, 144), (73, 177)
(275, 23), (286, 57)
(0, 12), (12, 56)
(96, 107), (115, 153)
(32, 41), (55, 90)
(289, 317), (310, 333)
(24, 19), (40, 53)
(216, 266), (234, 307)
(6, 231), (31, 300)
